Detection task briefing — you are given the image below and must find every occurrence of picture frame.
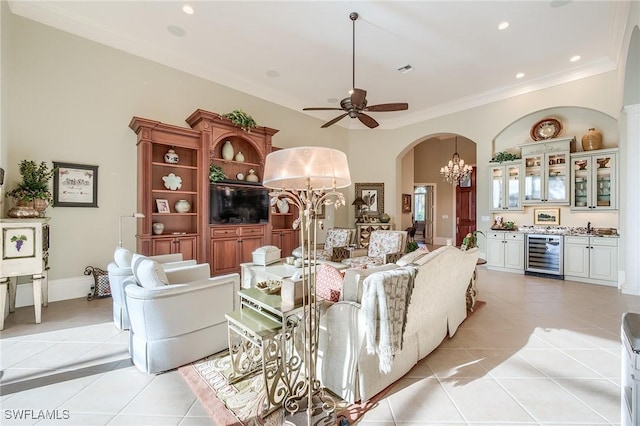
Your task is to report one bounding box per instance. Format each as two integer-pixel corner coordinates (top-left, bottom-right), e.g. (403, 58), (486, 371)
(53, 162), (99, 207)
(534, 208), (560, 225)
(355, 182), (384, 218)
(3, 227), (36, 260)
(156, 199), (170, 213)
(402, 193), (411, 213)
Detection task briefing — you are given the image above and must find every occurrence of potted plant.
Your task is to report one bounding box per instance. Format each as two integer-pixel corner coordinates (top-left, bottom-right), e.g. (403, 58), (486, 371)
(462, 230), (485, 250)
(220, 110), (257, 132)
(5, 160), (56, 217)
(209, 164), (227, 183)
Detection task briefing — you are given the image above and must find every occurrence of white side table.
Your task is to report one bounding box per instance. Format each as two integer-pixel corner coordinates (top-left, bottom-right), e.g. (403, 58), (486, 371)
(0, 218), (50, 330)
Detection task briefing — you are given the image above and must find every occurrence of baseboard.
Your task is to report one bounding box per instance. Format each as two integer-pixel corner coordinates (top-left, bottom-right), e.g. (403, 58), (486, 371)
(14, 275), (93, 308)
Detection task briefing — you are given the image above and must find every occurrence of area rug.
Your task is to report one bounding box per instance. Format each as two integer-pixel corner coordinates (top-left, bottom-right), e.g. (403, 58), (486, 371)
(179, 302), (485, 426)
(179, 351), (392, 426)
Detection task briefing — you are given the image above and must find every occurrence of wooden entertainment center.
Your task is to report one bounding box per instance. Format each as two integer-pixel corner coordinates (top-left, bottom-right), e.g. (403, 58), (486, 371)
(129, 109), (298, 276)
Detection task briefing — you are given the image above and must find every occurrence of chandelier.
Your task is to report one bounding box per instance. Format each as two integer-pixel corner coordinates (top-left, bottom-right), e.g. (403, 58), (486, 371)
(440, 136), (472, 186)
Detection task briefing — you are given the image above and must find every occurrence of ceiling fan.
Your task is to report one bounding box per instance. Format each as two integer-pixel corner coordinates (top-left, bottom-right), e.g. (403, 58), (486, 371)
(303, 12), (409, 129)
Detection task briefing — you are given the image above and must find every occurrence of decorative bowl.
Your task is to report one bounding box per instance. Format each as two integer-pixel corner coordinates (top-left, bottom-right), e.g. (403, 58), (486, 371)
(162, 173), (182, 190)
(256, 280), (282, 294)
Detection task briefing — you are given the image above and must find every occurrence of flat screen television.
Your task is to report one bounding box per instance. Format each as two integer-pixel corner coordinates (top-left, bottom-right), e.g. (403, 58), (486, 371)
(209, 183), (270, 225)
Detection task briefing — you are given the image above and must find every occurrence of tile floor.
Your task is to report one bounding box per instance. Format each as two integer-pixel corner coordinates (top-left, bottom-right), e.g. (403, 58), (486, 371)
(1, 268), (639, 425)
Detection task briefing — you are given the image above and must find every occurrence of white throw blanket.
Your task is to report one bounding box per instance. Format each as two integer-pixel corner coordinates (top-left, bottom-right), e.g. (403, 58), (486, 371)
(362, 265), (417, 373)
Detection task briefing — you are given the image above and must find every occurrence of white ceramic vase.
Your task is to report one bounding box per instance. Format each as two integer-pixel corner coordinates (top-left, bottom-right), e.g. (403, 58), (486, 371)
(277, 199), (289, 214)
(246, 169), (259, 182)
(175, 199), (191, 213)
(222, 141), (234, 160)
(152, 222), (165, 235)
(235, 151), (244, 162)
(164, 149), (179, 164)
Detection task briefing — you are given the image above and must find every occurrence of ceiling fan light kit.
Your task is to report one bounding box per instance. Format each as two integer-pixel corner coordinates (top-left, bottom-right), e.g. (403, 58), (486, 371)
(303, 12), (408, 128)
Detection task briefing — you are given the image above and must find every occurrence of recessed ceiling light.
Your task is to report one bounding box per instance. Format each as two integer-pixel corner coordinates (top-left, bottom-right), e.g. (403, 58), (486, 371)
(498, 21), (510, 30)
(570, 55), (581, 62)
(182, 5), (194, 15)
(516, 72), (525, 79)
(167, 25), (186, 37)
(327, 98), (338, 104)
(266, 70), (280, 78)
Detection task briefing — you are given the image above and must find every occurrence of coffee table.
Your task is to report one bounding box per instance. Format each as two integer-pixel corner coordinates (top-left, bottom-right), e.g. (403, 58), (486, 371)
(240, 258), (347, 289)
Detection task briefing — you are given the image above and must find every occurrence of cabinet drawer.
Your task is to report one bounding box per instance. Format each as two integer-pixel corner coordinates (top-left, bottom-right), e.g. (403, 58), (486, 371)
(565, 236), (588, 245)
(211, 227), (238, 238)
(591, 237), (618, 247)
(240, 226), (265, 237)
(487, 232), (505, 239)
(505, 233), (524, 241)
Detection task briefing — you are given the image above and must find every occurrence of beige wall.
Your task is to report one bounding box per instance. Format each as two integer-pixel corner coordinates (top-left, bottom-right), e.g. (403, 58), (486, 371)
(3, 8), (637, 298)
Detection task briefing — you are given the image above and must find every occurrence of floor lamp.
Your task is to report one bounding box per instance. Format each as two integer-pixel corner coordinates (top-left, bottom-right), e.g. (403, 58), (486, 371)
(119, 213), (145, 248)
(263, 147), (351, 425)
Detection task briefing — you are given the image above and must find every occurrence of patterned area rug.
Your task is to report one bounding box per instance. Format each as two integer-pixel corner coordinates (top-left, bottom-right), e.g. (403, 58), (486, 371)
(179, 302), (486, 425)
(179, 351), (389, 426)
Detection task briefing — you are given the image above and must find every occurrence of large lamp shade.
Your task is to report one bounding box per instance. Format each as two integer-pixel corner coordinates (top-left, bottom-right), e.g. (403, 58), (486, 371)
(263, 147), (351, 190)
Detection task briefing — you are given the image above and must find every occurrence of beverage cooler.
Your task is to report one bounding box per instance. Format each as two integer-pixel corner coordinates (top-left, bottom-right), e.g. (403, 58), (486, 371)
(525, 234), (564, 279)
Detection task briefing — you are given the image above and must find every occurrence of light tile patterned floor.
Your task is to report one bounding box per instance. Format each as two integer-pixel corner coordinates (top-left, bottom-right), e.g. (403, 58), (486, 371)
(1, 268), (638, 425)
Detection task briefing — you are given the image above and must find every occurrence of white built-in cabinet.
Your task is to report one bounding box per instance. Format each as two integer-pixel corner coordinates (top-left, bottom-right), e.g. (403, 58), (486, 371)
(564, 235), (618, 286)
(486, 231), (525, 273)
(520, 137), (574, 205)
(570, 149), (617, 210)
(490, 161), (523, 211)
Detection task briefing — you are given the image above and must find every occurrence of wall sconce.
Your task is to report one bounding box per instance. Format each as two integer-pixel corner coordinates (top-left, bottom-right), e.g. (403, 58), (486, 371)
(119, 213), (145, 247)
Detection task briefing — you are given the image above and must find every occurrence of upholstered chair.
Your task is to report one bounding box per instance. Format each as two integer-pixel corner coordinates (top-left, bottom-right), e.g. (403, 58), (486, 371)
(341, 230), (408, 268)
(292, 228), (355, 262)
(107, 247), (197, 330)
(124, 258), (239, 374)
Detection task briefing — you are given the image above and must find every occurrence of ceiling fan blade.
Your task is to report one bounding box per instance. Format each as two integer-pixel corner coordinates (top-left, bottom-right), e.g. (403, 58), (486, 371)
(365, 103), (409, 112)
(357, 113), (379, 129)
(303, 107), (344, 111)
(321, 113), (349, 128)
(351, 88), (367, 108)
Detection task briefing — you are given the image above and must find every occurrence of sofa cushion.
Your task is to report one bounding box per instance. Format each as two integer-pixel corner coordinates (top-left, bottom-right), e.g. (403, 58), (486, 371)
(396, 247), (430, 266)
(135, 259), (169, 288)
(316, 264), (345, 302)
(341, 263), (400, 302)
(324, 229), (352, 251)
(114, 247), (133, 268)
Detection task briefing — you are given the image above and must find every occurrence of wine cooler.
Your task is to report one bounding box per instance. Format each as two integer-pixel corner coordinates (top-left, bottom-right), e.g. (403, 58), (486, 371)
(525, 234), (564, 278)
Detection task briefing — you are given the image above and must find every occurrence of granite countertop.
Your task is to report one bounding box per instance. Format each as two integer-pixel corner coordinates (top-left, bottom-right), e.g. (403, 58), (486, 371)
(502, 226), (620, 237)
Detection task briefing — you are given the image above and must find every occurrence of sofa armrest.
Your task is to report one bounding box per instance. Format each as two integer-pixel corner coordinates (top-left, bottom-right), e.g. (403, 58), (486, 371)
(149, 253), (184, 264)
(164, 264), (211, 283)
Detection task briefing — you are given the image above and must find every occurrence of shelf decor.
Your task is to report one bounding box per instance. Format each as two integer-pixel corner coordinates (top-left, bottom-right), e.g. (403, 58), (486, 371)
(53, 162), (99, 208)
(220, 110), (257, 132)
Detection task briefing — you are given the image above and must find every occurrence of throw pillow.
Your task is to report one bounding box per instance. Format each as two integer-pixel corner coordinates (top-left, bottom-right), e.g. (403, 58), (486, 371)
(135, 259), (169, 289)
(131, 254), (149, 282)
(396, 247), (430, 266)
(316, 264), (345, 302)
(114, 247), (133, 268)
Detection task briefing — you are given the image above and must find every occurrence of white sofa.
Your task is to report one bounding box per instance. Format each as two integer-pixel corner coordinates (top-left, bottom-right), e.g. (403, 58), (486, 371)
(124, 262), (239, 374)
(318, 245), (479, 403)
(107, 248), (197, 330)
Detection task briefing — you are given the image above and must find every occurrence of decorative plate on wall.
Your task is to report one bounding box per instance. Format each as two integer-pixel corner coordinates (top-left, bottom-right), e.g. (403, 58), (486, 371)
(162, 173), (182, 190)
(530, 117), (562, 141)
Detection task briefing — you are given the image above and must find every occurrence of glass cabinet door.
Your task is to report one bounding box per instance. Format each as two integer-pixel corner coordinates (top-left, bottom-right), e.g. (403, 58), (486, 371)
(546, 152), (568, 202)
(572, 157), (591, 210)
(491, 166), (504, 210)
(523, 154), (542, 203)
(505, 164), (521, 209)
(594, 153), (614, 209)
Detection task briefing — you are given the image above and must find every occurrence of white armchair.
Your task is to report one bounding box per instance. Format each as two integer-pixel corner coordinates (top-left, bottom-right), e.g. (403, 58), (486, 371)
(342, 230), (407, 268)
(124, 259), (239, 374)
(107, 247), (197, 330)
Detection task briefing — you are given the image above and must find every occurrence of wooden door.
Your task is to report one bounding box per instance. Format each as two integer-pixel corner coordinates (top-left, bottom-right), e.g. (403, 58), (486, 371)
(211, 238), (240, 275)
(456, 167), (476, 246)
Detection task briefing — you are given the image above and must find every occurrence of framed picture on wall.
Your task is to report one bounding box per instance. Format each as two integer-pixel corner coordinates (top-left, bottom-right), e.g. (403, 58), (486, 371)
(53, 162), (99, 207)
(402, 194), (411, 213)
(355, 182), (384, 218)
(534, 208), (560, 225)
